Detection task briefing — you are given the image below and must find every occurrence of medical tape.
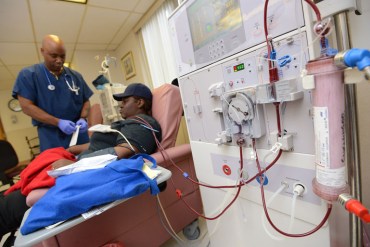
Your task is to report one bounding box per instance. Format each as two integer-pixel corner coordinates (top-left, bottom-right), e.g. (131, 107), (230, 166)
(69, 125), (80, 147)
(271, 142), (282, 153)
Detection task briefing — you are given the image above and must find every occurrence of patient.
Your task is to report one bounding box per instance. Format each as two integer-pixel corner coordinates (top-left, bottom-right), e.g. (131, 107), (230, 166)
(58, 82), (162, 167)
(0, 83), (161, 242)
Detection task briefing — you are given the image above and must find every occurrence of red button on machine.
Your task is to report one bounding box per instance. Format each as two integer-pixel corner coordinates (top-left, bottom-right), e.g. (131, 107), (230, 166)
(222, 164), (232, 176)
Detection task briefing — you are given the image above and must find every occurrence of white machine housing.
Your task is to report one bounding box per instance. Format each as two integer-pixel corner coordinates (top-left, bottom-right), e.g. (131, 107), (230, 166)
(169, 0), (361, 246)
(98, 83), (126, 124)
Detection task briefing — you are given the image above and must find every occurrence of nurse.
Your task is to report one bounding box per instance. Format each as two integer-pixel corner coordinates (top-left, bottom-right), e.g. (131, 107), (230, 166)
(12, 34), (93, 151)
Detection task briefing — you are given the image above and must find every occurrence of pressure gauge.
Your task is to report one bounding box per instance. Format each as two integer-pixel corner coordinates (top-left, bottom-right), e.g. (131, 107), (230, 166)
(8, 99), (22, 112)
(227, 93), (254, 125)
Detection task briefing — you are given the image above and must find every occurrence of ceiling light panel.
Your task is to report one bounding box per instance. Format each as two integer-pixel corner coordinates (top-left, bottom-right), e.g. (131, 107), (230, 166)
(58, 0), (87, 4)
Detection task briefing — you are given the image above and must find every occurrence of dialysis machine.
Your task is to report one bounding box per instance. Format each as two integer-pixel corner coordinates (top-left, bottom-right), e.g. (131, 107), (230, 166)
(99, 83), (125, 124)
(169, 0), (369, 246)
(94, 55), (126, 124)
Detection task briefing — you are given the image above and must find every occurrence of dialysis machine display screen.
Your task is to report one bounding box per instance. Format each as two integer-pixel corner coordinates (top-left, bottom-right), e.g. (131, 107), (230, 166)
(187, 0), (243, 51)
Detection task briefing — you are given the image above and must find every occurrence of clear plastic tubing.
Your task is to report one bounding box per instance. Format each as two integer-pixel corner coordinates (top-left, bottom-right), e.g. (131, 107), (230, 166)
(288, 193), (298, 233)
(306, 56), (349, 202)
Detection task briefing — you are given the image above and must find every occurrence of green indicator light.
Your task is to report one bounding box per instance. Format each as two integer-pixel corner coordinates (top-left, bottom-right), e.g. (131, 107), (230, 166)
(233, 63), (245, 72)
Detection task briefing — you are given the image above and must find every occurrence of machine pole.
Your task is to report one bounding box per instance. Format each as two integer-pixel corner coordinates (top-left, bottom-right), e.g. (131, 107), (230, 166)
(334, 12), (363, 247)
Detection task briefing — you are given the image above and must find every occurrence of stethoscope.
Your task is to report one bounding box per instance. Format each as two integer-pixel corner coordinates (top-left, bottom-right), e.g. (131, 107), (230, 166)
(43, 65), (80, 95)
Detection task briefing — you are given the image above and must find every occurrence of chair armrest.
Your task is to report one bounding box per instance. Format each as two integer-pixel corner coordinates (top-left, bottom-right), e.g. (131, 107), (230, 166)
(5, 164), (27, 177)
(5, 160), (29, 177)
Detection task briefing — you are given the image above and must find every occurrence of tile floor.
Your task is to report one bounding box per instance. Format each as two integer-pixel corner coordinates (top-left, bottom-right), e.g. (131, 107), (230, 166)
(161, 217), (211, 247)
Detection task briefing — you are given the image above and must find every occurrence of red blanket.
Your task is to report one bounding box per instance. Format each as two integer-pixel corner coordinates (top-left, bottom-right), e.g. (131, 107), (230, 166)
(4, 147), (76, 196)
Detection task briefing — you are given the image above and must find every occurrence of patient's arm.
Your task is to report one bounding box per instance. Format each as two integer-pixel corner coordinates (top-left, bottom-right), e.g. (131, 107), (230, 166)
(114, 143), (139, 159)
(25, 160), (76, 206)
(51, 159), (75, 170)
(26, 188), (49, 207)
(67, 143), (90, 155)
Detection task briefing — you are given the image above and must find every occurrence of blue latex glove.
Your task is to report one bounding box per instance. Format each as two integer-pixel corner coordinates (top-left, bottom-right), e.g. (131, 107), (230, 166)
(58, 119), (76, 135)
(76, 118), (88, 133)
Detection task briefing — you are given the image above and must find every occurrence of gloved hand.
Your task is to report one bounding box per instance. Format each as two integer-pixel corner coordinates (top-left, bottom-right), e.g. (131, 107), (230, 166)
(76, 118), (88, 133)
(58, 119), (76, 135)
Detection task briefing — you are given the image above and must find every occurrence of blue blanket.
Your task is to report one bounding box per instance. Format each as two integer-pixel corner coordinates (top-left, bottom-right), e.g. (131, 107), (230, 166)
(21, 154), (159, 234)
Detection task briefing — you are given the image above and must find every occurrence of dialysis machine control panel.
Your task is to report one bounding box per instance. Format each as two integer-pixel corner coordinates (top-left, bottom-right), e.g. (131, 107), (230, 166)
(169, 0), (304, 76)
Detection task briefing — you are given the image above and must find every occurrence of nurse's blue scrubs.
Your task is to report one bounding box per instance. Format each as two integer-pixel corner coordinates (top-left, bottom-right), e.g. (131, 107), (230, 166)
(12, 63), (93, 151)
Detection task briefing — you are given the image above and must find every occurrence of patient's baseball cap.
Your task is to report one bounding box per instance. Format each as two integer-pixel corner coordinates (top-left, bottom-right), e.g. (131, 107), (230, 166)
(113, 83), (152, 101)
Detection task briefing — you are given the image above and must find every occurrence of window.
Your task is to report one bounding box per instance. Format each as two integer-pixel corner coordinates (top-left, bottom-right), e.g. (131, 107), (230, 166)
(141, 0), (178, 88)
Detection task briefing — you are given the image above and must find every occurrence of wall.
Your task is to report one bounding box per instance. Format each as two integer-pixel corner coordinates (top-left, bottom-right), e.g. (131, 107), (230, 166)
(0, 118), (5, 140)
(115, 31), (152, 87)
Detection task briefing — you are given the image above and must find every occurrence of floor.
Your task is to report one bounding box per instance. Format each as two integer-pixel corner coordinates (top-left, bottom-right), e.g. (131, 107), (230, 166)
(161, 217), (211, 247)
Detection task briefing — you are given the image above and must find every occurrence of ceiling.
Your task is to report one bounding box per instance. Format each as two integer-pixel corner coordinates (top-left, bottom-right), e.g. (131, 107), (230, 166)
(0, 0), (157, 91)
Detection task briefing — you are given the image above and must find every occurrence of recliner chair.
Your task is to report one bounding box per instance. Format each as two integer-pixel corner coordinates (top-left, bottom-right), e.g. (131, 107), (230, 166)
(0, 140), (28, 187)
(28, 83), (203, 247)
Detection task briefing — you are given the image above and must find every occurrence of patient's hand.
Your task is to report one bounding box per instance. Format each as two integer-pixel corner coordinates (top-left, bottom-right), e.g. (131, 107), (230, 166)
(26, 188), (49, 207)
(51, 159), (75, 170)
(67, 143), (90, 155)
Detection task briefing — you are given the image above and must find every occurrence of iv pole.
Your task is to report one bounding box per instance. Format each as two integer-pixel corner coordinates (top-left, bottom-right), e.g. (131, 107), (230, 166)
(334, 12), (363, 247)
